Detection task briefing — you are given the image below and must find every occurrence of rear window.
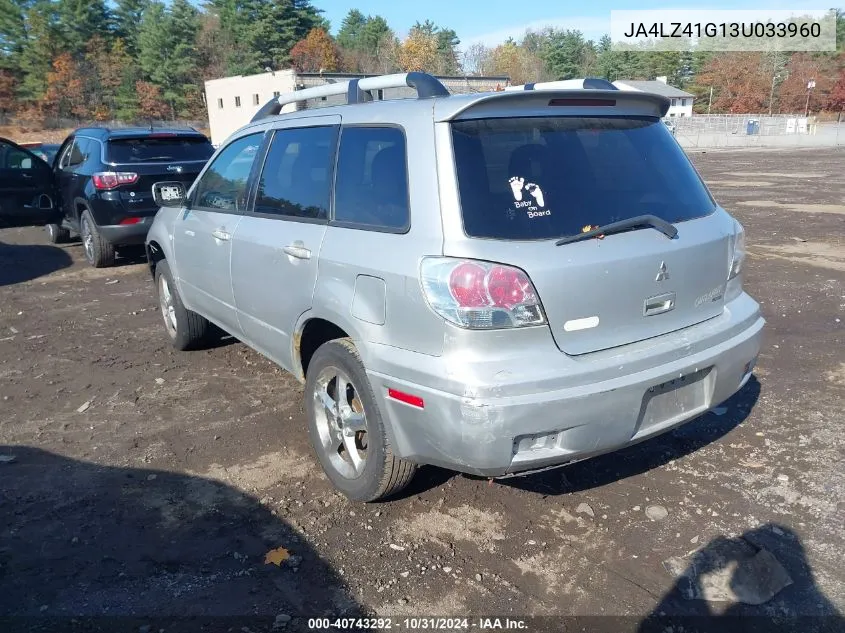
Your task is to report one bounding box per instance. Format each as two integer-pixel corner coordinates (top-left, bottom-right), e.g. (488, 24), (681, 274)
(107, 136), (214, 163)
(451, 117), (715, 240)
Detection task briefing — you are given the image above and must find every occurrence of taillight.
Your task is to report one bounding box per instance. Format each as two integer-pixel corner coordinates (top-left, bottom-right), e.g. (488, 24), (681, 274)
(726, 221), (746, 302)
(420, 257), (546, 329)
(119, 217), (142, 225)
(728, 222), (746, 281)
(92, 172), (139, 190)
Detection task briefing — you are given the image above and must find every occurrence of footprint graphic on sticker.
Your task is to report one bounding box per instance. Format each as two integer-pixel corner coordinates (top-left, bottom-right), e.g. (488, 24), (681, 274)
(508, 177), (525, 201)
(525, 183), (545, 207)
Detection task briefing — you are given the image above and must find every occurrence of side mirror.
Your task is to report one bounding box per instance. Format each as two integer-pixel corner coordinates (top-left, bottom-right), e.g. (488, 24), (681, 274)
(152, 181), (187, 208)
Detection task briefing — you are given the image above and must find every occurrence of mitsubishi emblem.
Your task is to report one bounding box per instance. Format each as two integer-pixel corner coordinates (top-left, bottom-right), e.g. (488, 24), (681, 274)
(655, 261), (669, 282)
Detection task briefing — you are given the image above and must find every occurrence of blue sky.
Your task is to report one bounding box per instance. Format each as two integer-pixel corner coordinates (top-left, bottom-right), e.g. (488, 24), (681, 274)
(315, 0), (836, 47)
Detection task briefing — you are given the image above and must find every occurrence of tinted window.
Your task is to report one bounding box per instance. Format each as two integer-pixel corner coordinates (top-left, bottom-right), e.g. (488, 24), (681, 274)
(254, 126), (336, 220)
(333, 127), (409, 230)
(193, 133), (263, 212)
(106, 136), (214, 163)
(451, 117), (715, 240)
(0, 143), (42, 170)
(63, 138), (89, 168)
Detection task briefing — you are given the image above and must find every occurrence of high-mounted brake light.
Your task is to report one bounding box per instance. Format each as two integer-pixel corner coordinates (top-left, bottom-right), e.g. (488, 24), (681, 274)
(420, 258), (546, 329)
(92, 172), (139, 190)
(548, 98), (616, 107)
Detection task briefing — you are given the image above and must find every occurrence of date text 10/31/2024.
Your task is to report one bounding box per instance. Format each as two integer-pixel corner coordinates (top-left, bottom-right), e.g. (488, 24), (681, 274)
(307, 617), (529, 630)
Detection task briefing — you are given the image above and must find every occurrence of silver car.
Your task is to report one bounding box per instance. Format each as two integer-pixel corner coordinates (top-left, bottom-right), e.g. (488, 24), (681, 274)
(146, 73), (764, 501)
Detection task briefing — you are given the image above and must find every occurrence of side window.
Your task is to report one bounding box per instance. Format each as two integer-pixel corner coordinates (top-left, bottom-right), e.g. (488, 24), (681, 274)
(58, 141), (77, 169)
(192, 133), (263, 212)
(1, 144), (38, 170)
(253, 125), (337, 220)
(333, 126), (409, 230)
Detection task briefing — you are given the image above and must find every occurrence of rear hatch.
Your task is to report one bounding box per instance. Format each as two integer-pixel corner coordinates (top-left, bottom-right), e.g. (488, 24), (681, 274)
(105, 133), (214, 212)
(448, 114), (732, 356)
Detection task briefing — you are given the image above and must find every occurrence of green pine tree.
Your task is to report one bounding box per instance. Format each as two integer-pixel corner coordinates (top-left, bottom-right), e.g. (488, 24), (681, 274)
(113, 0), (150, 56)
(56, 0), (111, 58)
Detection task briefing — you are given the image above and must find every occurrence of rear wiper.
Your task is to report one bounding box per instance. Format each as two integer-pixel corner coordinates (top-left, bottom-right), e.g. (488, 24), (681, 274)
(555, 214), (678, 246)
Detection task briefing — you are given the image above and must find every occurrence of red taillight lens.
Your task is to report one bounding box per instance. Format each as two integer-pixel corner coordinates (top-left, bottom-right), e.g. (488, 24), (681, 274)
(421, 258), (547, 330)
(449, 262), (488, 307)
(486, 266), (529, 309)
(92, 172), (139, 190)
(119, 217), (142, 225)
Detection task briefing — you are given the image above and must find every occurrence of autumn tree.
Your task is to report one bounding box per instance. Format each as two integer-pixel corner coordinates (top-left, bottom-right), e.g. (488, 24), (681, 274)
(696, 53), (770, 113)
(778, 53), (835, 114)
(289, 28), (340, 72)
(397, 26), (438, 73)
(42, 52), (87, 118)
(84, 36), (132, 119)
(0, 69), (16, 119)
(827, 68), (845, 112)
(135, 80), (168, 119)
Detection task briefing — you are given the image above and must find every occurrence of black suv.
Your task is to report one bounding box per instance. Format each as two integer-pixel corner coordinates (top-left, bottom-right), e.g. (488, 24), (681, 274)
(49, 127), (214, 267)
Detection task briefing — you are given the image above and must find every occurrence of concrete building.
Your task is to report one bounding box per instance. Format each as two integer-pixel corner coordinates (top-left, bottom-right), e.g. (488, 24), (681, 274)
(204, 71), (510, 145)
(613, 76), (695, 118)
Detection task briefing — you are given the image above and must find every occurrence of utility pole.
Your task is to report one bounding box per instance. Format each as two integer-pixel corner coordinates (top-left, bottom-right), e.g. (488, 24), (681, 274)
(707, 86), (713, 115)
(804, 79), (816, 117)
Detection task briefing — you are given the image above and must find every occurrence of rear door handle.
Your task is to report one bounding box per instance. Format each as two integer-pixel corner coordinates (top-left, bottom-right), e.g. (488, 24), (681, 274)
(212, 229), (231, 241)
(282, 245), (311, 260)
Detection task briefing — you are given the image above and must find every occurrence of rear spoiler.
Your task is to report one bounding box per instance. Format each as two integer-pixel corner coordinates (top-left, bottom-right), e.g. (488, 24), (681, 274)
(435, 89), (670, 122)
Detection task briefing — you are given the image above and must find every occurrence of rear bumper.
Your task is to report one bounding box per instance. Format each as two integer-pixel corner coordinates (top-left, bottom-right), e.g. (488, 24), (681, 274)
(96, 216), (154, 245)
(366, 293), (764, 477)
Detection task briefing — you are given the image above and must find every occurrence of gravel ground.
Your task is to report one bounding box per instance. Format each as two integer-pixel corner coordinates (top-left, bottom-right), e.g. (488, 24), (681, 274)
(0, 147), (843, 632)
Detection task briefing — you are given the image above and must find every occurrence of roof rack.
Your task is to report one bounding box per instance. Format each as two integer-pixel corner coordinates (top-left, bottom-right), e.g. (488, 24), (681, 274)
(251, 72), (450, 123)
(505, 78), (617, 92)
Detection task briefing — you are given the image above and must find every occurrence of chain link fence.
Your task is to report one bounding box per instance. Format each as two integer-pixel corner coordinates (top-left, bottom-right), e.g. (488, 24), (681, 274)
(670, 114), (844, 149)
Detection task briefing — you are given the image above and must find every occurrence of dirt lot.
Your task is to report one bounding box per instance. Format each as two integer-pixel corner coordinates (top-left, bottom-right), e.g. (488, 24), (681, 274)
(1, 147), (843, 631)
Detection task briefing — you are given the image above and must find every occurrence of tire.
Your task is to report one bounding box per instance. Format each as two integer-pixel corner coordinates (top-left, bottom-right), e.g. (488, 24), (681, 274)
(79, 209), (115, 268)
(154, 260), (209, 351)
(45, 223), (70, 244)
(305, 338), (417, 502)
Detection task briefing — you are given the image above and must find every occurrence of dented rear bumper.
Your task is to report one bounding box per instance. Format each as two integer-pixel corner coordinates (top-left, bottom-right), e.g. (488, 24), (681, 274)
(366, 292), (764, 477)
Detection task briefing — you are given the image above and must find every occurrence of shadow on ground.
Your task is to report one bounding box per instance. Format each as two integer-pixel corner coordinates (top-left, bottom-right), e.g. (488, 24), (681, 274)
(499, 376), (761, 496)
(638, 524), (845, 633)
(0, 446), (365, 630)
(0, 240), (73, 286)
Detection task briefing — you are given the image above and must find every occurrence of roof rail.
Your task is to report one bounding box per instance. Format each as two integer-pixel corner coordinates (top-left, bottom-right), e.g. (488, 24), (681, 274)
(250, 72), (450, 123)
(505, 78), (617, 92)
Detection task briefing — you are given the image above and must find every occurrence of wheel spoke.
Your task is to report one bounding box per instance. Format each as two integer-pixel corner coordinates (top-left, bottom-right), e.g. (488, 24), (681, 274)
(343, 434), (364, 474)
(336, 374), (350, 404)
(316, 388), (338, 420)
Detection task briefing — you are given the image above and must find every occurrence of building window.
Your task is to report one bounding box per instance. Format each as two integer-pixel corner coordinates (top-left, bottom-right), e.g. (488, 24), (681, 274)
(217, 98), (223, 109)
(253, 93), (260, 105)
(671, 98), (677, 106)
(235, 96), (241, 107)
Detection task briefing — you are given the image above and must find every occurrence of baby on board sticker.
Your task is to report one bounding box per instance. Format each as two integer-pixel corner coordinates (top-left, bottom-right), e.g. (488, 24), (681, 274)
(508, 177), (550, 219)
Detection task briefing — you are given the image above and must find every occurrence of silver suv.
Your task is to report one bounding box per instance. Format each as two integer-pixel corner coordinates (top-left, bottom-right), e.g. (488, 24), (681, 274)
(146, 73), (764, 501)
